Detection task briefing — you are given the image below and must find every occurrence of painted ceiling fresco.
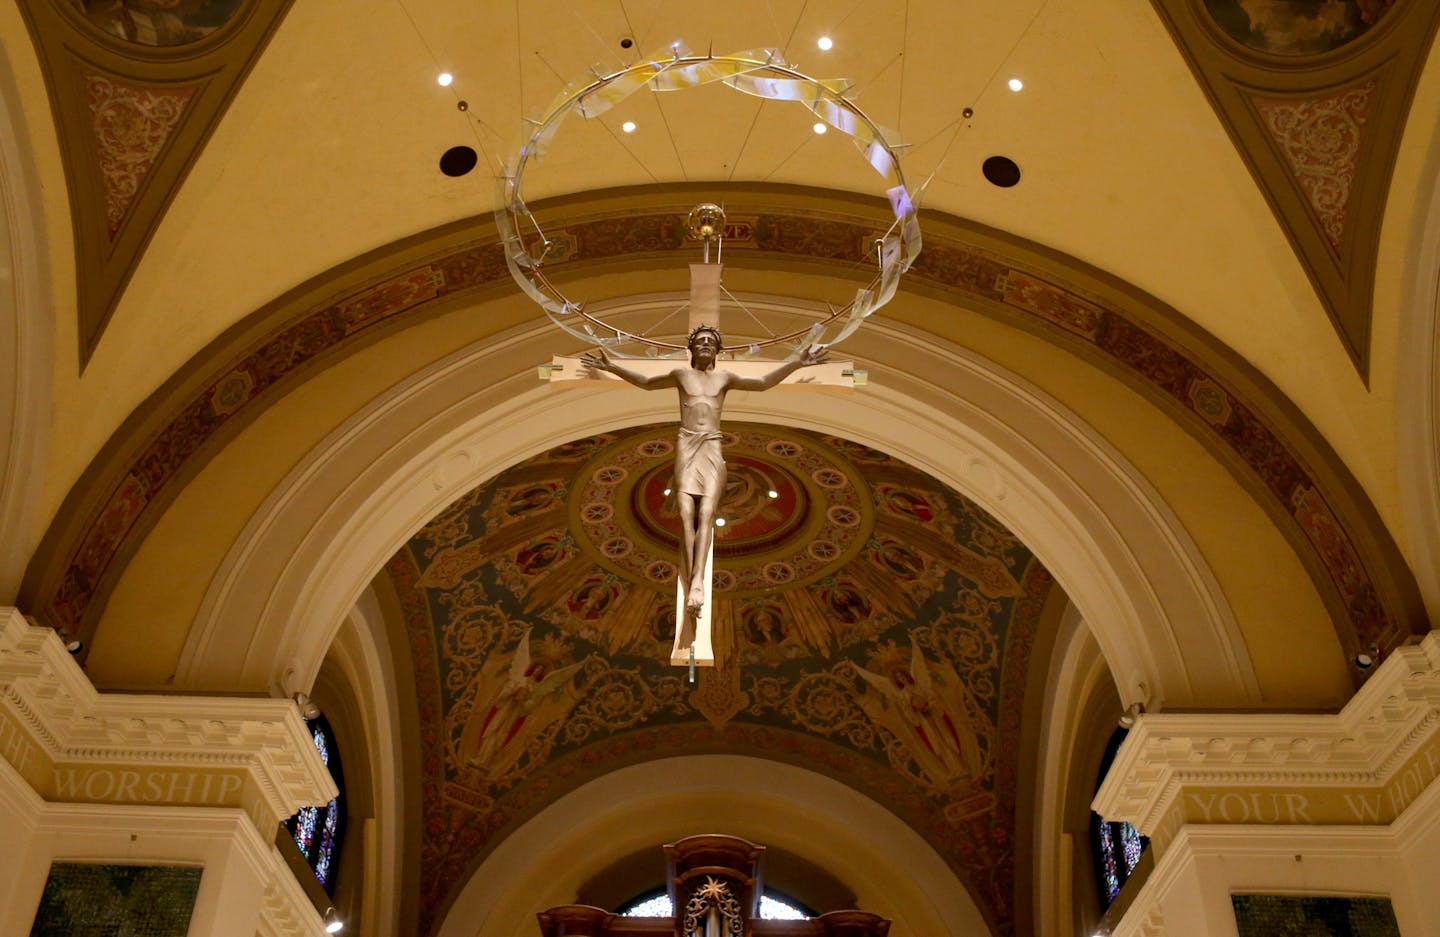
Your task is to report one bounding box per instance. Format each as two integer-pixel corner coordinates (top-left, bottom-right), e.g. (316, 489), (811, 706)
(385, 423), (1056, 937)
(1202, 0), (1396, 56)
(66, 0), (245, 47)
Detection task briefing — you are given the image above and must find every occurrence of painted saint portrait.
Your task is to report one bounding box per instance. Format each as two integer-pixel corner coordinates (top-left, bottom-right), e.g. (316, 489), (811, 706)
(69, 0), (245, 47)
(742, 604), (788, 646)
(566, 578), (619, 621)
(1203, 0), (1397, 56)
(823, 582), (872, 624)
(504, 483), (559, 519)
(880, 487), (935, 524)
(515, 537), (564, 576)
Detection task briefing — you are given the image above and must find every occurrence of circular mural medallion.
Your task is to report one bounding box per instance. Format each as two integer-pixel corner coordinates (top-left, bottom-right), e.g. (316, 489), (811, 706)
(572, 425), (874, 597)
(66, 0), (245, 47)
(1203, 0), (1395, 56)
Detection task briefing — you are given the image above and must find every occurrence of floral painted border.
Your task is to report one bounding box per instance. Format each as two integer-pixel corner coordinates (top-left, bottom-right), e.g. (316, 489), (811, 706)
(34, 208), (1402, 656)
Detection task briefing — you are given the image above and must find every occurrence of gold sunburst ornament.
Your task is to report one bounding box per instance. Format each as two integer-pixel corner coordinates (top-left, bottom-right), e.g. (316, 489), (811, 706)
(495, 46), (922, 358)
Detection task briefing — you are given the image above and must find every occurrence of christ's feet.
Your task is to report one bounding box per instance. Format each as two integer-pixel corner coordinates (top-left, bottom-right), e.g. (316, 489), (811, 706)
(686, 583), (705, 616)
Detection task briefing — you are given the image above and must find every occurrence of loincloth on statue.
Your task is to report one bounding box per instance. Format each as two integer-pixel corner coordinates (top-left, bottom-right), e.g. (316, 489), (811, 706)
(675, 427), (726, 497)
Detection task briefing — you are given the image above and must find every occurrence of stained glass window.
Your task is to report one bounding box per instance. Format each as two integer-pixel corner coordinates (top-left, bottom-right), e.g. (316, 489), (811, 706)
(284, 714), (346, 895)
(621, 892), (672, 918)
(618, 889), (812, 920)
(1120, 822), (1143, 869)
(1090, 727), (1147, 909)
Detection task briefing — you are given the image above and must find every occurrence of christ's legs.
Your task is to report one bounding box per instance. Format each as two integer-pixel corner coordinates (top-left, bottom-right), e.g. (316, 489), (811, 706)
(677, 493), (698, 619)
(687, 484), (723, 609)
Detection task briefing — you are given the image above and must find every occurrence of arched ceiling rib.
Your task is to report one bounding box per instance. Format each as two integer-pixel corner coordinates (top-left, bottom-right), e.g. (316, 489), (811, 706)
(20, 193), (1420, 694)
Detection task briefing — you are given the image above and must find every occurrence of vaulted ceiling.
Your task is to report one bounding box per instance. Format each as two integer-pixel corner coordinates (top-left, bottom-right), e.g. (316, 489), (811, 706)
(3, 2), (1440, 936)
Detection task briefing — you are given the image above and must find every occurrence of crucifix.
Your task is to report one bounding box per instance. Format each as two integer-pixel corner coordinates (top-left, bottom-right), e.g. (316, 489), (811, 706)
(548, 205), (862, 673)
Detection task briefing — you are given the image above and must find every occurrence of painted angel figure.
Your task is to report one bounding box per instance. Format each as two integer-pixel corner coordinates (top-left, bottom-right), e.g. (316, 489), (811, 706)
(582, 325), (828, 640)
(458, 628), (589, 780)
(851, 633), (989, 790)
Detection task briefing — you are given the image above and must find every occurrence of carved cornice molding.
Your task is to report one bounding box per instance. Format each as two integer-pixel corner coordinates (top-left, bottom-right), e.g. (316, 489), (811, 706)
(1094, 631), (1440, 841)
(260, 873), (331, 937)
(0, 607), (334, 831)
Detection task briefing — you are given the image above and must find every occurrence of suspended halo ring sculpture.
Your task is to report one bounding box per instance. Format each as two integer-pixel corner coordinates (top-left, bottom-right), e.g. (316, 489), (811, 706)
(497, 47), (922, 358)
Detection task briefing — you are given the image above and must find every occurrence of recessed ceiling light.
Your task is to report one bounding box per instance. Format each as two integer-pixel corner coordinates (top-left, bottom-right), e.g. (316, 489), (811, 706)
(437, 72), (453, 87)
(1007, 77), (1024, 92)
(715, 517), (727, 527)
(663, 487), (672, 496)
(621, 120), (637, 133)
(767, 490), (778, 498)
(813, 122), (827, 134)
(817, 36), (833, 51)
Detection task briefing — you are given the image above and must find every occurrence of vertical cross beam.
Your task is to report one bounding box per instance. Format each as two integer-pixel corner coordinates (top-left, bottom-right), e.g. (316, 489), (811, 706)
(689, 262), (722, 333)
(671, 541), (715, 668)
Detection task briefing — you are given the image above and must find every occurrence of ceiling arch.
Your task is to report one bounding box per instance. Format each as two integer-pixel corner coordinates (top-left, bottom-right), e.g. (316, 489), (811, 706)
(157, 309), (1263, 711)
(21, 189), (1411, 703)
(434, 755), (989, 937)
(1395, 115), (1440, 622)
(386, 420), (1047, 934)
(0, 38), (53, 603)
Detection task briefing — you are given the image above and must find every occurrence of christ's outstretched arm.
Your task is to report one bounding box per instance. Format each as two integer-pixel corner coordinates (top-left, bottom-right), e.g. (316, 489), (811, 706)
(724, 344), (830, 391)
(579, 348), (679, 389)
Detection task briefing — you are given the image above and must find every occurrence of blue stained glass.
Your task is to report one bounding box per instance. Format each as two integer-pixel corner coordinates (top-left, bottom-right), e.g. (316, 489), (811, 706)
(294, 805), (318, 857)
(315, 799), (339, 886)
(1098, 821), (1120, 901)
(1120, 822), (1143, 874)
(285, 716), (344, 895)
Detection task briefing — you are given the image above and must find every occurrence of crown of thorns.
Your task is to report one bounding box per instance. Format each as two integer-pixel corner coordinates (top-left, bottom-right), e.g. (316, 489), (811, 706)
(687, 324), (723, 348)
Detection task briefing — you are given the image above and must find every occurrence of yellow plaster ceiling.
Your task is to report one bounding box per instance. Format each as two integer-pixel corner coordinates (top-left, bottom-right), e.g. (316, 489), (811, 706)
(11, 0), (1431, 546)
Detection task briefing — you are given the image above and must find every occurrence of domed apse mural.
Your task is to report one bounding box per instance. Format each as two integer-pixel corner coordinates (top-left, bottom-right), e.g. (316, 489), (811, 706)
(384, 423), (1058, 936)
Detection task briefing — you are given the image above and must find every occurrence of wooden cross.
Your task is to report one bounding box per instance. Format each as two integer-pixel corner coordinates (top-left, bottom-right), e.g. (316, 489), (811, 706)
(544, 263), (863, 671)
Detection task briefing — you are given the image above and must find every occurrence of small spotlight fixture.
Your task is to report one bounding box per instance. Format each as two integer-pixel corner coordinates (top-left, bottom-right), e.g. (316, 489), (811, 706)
(437, 72), (453, 87)
(767, 490), (778, 499)
(715, 517), (727, 527)
(1007, 77), (1024, 92)
(817, 36), (833, 51)
(65, 639), (84, 654)
(1354, 644), (1381, 670)
(812, 122), (827, 135)
(1118, 701), (1145, 729)
(621, 120), (637, 134)
(324, 907), (345, 933)
(663, 487), (672, 496)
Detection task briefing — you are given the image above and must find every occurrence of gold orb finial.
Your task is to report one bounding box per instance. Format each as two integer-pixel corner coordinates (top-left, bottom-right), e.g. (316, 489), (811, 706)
(686, 203), (726, 241)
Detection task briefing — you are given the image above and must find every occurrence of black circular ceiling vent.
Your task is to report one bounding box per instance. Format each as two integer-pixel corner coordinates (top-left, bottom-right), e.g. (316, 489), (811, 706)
(439, 145), (478, 177)
(982, 155), (1021, 188)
